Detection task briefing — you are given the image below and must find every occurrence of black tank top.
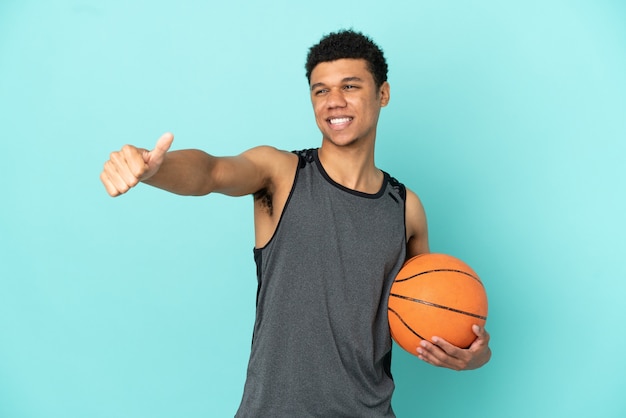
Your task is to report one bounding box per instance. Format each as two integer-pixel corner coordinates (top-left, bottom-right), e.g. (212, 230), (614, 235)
(236, 149), (406, 417)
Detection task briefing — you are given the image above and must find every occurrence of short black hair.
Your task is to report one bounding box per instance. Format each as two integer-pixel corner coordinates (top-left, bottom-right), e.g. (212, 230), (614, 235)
(305, 29), (388, 88)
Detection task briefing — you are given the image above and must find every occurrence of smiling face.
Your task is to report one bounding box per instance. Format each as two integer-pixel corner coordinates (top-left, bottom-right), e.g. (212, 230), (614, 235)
(309, 58), (390, 149)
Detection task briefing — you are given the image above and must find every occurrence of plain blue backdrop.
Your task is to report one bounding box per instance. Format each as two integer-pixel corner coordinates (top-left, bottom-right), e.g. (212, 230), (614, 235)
(1, 1), (625, 417)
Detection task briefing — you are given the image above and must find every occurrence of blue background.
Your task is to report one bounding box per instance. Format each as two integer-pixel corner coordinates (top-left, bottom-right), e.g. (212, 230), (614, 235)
(1, 1), (625, 417)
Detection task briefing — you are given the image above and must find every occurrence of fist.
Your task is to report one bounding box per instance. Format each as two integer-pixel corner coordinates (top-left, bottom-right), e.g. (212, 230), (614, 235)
(100, 132), (173, 197)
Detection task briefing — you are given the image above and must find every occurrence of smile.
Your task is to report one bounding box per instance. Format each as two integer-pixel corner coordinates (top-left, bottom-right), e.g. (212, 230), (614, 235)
(328, 117), (353, 125)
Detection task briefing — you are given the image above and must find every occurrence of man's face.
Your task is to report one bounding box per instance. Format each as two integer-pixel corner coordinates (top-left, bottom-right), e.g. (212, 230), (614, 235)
(309, 58), (389, 148)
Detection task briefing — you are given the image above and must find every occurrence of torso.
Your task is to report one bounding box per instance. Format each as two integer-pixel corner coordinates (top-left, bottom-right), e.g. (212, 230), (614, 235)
(236, 149), (406, 417)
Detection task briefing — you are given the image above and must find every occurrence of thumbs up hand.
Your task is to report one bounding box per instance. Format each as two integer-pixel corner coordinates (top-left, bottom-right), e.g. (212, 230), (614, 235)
(100, 132), (174, 197)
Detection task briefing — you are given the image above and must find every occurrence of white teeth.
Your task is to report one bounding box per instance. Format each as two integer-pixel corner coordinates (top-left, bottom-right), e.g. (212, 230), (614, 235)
(330, 117), (352, 125)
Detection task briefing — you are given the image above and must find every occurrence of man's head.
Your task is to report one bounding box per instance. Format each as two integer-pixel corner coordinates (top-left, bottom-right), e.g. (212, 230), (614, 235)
(305, 30), (388, 89)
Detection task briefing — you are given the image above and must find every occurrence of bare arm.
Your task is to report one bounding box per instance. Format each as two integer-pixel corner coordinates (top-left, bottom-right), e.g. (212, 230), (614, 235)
(404, 188), (492, 370)
(100, 132), (284, 198)
(405, 188), (430, 259)
(143, 147), (274, 197)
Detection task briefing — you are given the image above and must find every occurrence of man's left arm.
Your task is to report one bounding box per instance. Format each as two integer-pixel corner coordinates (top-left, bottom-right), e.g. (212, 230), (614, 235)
(404, 188), (492, 370)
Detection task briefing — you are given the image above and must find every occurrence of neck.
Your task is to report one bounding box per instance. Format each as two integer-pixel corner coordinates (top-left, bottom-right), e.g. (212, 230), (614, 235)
(318, 139), (382, 194)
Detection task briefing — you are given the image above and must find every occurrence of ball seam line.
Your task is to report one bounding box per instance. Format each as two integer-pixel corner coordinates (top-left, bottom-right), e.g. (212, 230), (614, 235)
(388, 293), (488, 320)
(395, 268), (483, 286)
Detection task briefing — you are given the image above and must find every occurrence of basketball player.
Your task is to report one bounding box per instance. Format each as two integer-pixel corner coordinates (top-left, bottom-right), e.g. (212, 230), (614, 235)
(100, 30), (491, 417)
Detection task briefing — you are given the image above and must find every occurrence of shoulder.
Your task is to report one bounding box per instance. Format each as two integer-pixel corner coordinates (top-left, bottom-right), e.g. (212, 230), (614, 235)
(405, 187), (427, 230)
(242, 145), (297, 163)
(291, 148), (316, 162)
(381, 175), (426, 237)
(405, 187), (430, 256)
(241, 146), (300, 204)
(386, 174), (407, 201)
(240, 146), (299, 178)
(405, 187), (424, 212)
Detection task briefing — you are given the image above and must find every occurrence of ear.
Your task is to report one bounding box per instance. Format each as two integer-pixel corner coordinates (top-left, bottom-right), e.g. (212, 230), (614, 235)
(379, 81), (390, 107)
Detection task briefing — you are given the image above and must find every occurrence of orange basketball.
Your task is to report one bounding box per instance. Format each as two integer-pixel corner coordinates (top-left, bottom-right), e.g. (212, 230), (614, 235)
(388, 253), (488, 355)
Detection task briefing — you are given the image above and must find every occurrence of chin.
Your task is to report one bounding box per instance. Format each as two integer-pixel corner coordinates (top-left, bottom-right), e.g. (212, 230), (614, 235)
(323, 136), (359, 148)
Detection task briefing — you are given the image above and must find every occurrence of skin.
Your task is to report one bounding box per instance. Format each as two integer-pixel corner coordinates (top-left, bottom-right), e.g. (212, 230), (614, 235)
(100, 58), (491, 370)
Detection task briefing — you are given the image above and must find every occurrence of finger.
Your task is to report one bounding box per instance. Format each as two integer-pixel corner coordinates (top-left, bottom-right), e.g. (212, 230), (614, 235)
(430, 336), (464, 356)
(102, 159), (135, 195)
(473, 324), (490, 340)
(100, 170), (121, 197)
(117, 144), (148, 181)
(469, 325), (490, 348)
(416, 339), (457, 369)
(416, 340), (440, 365)
(148, 132), (174, 163)
(101, 162), (128, 196)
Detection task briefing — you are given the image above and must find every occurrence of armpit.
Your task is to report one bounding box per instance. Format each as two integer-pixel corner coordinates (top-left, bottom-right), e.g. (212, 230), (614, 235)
(254, 188), (274, 216)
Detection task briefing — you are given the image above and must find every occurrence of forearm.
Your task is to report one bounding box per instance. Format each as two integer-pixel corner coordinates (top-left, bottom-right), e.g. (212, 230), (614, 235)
(142, 149), (216, 196)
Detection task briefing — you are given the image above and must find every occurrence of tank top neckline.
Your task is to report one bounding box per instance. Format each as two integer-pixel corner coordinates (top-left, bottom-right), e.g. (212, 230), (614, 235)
(312, 148), (389, 199)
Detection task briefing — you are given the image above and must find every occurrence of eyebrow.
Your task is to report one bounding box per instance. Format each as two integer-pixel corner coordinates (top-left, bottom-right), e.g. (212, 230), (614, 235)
(310, 76), (365, 92)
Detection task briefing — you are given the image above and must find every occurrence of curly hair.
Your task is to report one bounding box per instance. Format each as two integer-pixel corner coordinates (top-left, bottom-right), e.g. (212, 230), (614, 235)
(305, 29), (388, 88)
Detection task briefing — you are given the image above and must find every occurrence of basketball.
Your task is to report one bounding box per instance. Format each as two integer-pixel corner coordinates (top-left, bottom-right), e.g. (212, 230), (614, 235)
(388, 253), (488, 355)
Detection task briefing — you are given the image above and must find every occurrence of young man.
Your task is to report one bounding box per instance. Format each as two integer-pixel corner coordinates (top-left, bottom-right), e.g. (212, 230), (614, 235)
(101, 30), (491, 417)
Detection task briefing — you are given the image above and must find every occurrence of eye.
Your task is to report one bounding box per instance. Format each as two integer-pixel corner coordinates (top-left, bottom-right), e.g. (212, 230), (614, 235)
(314, 88), (329, 96)
(343, 85), (358, 91)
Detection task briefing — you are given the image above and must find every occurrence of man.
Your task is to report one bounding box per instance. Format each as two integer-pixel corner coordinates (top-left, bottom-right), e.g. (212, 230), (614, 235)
(101, 30), (491, 417)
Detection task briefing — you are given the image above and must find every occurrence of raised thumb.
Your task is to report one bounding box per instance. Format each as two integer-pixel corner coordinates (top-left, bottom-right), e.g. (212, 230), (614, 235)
(150, 132), (174, 160)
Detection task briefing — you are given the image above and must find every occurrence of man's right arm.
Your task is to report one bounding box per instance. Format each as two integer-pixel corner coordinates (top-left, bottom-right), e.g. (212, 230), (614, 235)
(100, 132), (283, 198)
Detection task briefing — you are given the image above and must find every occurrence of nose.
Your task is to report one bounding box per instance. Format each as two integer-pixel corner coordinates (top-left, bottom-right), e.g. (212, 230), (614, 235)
(326, 88), (347, 108)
